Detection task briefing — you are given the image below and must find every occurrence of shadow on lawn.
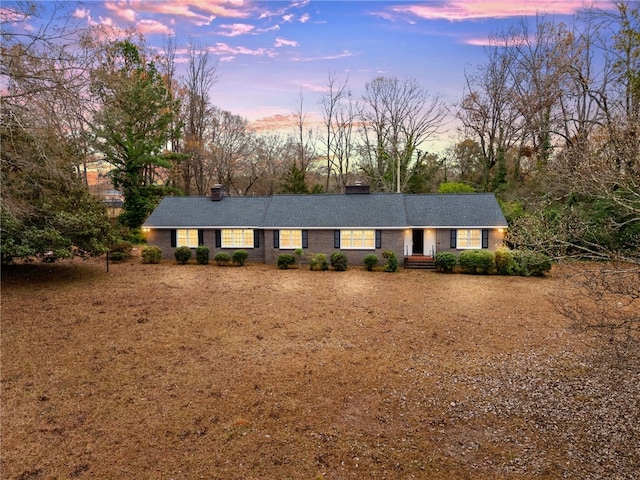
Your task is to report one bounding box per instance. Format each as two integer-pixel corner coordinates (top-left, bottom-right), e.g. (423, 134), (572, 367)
(1, 258), (107, 286)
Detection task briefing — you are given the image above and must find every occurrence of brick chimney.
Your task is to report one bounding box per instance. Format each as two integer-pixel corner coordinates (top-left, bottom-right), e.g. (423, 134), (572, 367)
(211, 184), (226, 201)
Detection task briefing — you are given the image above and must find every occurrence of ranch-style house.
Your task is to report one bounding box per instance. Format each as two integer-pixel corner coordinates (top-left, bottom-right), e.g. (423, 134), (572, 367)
(142, 185), (509, 267)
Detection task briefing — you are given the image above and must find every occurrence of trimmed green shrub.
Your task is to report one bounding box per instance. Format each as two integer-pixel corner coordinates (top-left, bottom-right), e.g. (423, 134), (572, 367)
(294, 248), (304, 265)
(494, 247), (518, 275)
(174, 246), (192, 264)
(141, 246), (162, 264)
(330, 251), (348, 271)
(513, 250), (552, 277)
(109, 251), (128, 262)
(277, 253), (296, 269)
(232, 249), (249, 266)
(214, 252), (231, 266)
(195, 246), (209, 265)
(111, 241), (133, 260)
(309, 253), (329, 271)
(382, 250), (398, 272)
(363, 254), (379, 271)
(434, 252), (457, 273)
(458, 250), (495, 274)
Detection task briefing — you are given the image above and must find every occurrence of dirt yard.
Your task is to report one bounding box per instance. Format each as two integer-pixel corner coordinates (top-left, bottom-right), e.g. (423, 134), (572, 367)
(1, 257), (638, 479)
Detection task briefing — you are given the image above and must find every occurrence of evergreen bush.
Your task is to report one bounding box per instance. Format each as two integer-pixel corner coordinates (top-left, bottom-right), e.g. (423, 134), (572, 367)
(232, 249), (249, 266)
(382, 250), (398, 272)
(513, 250), (552, 276)
(494, 247), (518, 275)
(363, 254), (379, 271)
(109, 241), (133, 262)
(141, 246), (162, 264)
(330, 251), (348, 271)
(174, 246), (192, 264)
(195, 246), (209, 265)
(309, 253), (329, 271)
(277, 254), (296, 269)
(214, 252), (231, 266)
(458, 250), (495, 274)
(434, 252), (457, 273)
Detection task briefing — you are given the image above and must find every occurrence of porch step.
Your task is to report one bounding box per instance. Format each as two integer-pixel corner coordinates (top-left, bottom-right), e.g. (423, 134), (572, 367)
(404, 256), (435, 270)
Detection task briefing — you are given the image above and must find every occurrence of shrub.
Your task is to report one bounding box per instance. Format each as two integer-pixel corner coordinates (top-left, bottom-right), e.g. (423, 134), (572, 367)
(309, 253), (329, 271)
(513, 250), (552, 277)
(214, 252), (231, 266)
(494, 247), (518, 275)
(195, 246), (209, 265)
(330, 251), (348, 271)
(232, 249), (249, 266)
(174, 246), (192, 264)
(458, 250), (495, 274)
(363, 254), (379, 271)
(277, 253), (296, 269)
(294, 248), (304, 265)
(434, 252), (457, 273)
(111, 241), (133, 260)
(141, 246), (162, 264)
(382, 250), (398, 272)
(125, 228), (147, 244)
(109, 251), (128, 262)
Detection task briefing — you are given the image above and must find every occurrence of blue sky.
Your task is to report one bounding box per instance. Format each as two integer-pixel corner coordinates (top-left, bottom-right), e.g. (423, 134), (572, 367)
(14, 1), (616, 151)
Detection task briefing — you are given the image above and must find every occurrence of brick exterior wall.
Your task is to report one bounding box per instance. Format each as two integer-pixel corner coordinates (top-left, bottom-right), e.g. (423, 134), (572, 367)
(145, 228), (265, 262)
(146, 227), (504, 264)
(434, 228), (505, 254)
(264, 229), (405, 266)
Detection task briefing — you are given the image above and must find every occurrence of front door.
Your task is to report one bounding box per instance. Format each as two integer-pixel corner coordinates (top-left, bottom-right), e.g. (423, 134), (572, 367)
(412, 229), (424, 255)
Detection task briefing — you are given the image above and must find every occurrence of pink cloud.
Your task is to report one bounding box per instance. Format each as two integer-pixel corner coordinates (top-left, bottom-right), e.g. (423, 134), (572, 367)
(218, 23), (255, 36)
(275, 37), (298, 48)
(250, 113), (298, 132)
(104, 2), (136, 22)
(207, 42), (277, 60)
(103, 0), (250, 26)
(137, 19), (174, 35)
(390, 0), (597, 21)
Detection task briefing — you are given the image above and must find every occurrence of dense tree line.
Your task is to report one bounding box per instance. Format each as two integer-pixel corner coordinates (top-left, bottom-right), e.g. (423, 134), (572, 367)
(1, 1), (638, 264)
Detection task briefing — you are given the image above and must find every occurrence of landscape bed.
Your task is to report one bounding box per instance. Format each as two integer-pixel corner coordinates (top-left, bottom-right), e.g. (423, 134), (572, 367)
(1, 257), (638, 479)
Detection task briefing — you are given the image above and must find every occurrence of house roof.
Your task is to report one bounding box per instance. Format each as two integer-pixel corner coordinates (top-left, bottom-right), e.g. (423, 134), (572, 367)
(143, 193), (508, 229)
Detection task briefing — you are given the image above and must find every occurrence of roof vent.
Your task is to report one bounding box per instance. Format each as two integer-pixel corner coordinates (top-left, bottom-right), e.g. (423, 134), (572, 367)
(345, 183), (370, 194)
(211, 184), (226, 201)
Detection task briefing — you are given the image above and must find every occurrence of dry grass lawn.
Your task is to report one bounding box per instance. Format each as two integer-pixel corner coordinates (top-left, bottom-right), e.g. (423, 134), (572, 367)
(1, 256), (638, 479)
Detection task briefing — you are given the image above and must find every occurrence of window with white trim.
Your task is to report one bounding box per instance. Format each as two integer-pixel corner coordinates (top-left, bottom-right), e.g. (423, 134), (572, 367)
(340, 230), (375, 249)
(457, 229), (482, 249)
(280, 230), (302, 249)
(221, 229), (254, 248)
(177, 229), (199, 248)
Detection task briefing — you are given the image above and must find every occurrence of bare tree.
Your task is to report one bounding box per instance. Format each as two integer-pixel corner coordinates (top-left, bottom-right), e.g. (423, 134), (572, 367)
(557, 261), (640, 364)
(181, 42), (218, 195)
(293, 90), (317, 174)
(320, 72), (358, 192)
(206, 107), (253, 195)
(359, 76), (447, 192)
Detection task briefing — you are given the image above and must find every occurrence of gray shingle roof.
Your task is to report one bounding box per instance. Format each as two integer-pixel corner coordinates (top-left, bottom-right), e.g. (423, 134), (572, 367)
(404, 193), (508, 227)
(143, 193), (508, 229)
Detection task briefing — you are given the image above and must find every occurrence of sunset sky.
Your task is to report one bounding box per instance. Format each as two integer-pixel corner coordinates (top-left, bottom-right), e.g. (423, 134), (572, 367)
(16, 0), (616, 152)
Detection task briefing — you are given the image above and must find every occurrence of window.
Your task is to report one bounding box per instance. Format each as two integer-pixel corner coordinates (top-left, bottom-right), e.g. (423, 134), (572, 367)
(456, 229), (482, 249)
(340, 230), (375, 249)
(280, 230), (302, 249)
(221, 229), (254, 248)
(176, 229), (199, 248)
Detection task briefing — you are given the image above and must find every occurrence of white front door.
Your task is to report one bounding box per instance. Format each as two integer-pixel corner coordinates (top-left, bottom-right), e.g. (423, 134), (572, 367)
(424, 229), (437, 257)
